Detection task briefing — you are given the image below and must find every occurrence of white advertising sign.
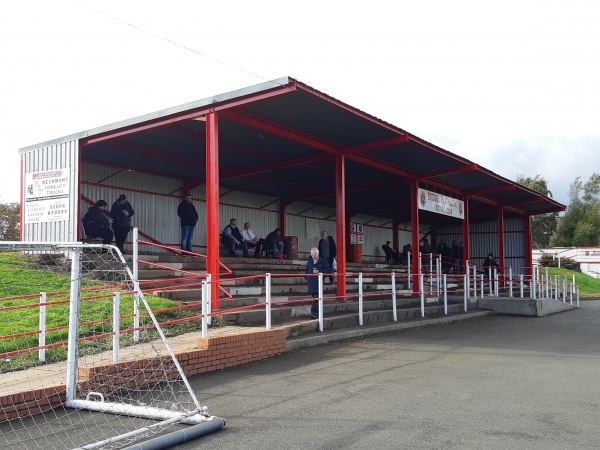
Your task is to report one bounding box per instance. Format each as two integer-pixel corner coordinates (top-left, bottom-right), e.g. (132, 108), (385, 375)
(418, 188), (464, 220)
(350, 222), (364, 244)
(24, 170), (70, 224)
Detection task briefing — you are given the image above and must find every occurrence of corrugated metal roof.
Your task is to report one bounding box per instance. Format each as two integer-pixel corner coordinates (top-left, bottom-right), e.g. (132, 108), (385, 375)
(19, 76), (565, 224)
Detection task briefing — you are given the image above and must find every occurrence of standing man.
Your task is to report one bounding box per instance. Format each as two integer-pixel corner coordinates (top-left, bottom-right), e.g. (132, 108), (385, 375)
(318, 231), (337, 284)
(420, 238), (432, 272)
(306, 247), (332, 319)
(177, 193), (199, 256)
(110, 194), (134, 254)
(222, 218), (249, 257)
(482, 252), (499, 278)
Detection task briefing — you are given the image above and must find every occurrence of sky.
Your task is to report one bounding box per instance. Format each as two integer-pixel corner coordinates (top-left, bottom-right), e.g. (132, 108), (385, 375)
(1, 0), (599, 207)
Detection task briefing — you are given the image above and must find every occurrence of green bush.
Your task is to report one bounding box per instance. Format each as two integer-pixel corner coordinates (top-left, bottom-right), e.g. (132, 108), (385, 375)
(538, 253), (577, 269)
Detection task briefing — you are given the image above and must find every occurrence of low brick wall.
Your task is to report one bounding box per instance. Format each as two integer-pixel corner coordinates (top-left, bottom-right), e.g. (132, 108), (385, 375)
(185, 329), (287, 375)
(0, 329), (286, 422)
(0, 385), (66, 422)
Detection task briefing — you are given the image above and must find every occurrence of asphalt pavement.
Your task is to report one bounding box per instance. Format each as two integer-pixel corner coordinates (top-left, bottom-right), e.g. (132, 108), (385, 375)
(177, 300), (600, 450)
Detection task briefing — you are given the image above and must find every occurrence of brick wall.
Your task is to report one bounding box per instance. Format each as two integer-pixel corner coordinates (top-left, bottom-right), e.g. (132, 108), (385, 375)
(0, 329), (286, 422)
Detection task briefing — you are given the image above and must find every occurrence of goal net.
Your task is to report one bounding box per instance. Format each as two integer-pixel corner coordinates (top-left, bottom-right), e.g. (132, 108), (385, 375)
(0, 243), (222, 449)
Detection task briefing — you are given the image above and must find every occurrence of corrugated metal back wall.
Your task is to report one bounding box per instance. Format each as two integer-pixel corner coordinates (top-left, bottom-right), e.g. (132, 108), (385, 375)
(504, 217), (527, 274)
(22, 139), (79, 242)
(82, 164), (184, 248)
(30, 160), (527, 269)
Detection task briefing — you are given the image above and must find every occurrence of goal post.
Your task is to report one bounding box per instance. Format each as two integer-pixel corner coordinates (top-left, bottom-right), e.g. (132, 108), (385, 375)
(0, 242), (224, 450)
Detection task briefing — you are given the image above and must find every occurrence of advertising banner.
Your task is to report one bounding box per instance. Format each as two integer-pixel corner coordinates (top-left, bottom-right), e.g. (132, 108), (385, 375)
(24, 170), (70, 224)
(418, 188), (464, 219)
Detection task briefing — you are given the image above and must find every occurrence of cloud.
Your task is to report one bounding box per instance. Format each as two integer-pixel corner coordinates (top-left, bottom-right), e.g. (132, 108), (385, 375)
(487, 136), (598, 206)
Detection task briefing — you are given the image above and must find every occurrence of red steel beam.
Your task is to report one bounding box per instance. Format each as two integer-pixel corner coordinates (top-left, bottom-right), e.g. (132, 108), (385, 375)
(462, 197), (470, 266)
(336, 155), (347, 301)
(410, 179), (420, 293)
(525, 216), (533, 277)
(292, 177), (408, 204)
(342, 135), (409, 156)
(346, 154), (416, 179)
(418, 163), (479, 179)
(467, 184), (515, 196)
(294, 80), (408, 135)
(220, 153), (332, 180)
(109, 139), (200, 164)
(83, 158), (184, 181)
(81, 82), (296, 146)
(220, 109), (341, 155)
(206, 113), (220, 309)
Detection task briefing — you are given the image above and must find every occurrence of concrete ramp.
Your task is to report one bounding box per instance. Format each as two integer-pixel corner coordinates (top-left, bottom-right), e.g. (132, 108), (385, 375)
(477, 297), (576, 317)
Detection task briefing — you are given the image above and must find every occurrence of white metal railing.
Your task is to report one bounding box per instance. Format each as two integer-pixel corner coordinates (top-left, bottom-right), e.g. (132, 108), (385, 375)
(13, 263), (583, 363)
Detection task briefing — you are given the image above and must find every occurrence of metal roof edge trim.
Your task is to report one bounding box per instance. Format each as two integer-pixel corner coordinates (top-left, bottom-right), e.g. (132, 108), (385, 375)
(18, 76), (291, 153)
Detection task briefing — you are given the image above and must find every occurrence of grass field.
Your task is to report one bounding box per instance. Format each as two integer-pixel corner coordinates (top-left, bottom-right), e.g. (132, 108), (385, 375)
(0, 251), (196, 371)
(546, 266), (600, 297)
(1, 251), (599, 371)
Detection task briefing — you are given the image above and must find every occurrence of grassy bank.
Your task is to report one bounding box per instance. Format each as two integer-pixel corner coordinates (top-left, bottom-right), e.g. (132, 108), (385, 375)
(546, 266), (600, 296)
(0, 252), (196, 371)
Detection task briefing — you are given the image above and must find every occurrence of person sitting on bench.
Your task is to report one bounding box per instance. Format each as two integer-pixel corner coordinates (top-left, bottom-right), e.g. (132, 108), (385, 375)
(265, 228), (285, 258)
(221, 218), (249, 257)
(382, 241), (400, 264)
(82, 200), (114, 244)
(241, 221), (265, 258)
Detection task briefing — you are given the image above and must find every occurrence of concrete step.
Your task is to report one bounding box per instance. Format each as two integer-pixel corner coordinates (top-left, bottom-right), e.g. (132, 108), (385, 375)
(285, 305), (475, 339)
(218, 300), (467, 327)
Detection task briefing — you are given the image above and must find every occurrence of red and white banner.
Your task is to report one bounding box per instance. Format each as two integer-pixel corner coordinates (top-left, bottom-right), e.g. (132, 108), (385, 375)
(418, 188), (464, 220)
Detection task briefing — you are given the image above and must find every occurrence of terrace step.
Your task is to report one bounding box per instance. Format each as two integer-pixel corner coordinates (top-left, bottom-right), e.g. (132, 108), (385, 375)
(217, 299), (467, 327)
(131, 251), (467, 329)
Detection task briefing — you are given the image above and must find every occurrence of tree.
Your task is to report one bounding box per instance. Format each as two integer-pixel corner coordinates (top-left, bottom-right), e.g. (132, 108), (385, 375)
(553, 173), (600, 247)
(516, 174), (557, 248)
(0, 202), (20, 241)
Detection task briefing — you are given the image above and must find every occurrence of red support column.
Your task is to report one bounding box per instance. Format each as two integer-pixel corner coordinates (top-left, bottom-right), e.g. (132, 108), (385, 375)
(336, 155), (347, 301)
(462, 196), (470, 272)
(498, 207), (505, 269)
(392, 221), (399, 252)
(279, 201), (287, 237)
(525, 215), (532, 277)
(19, 155), (24, 241)
(206, 113), (221, 309)
(411, 180), (420, 294)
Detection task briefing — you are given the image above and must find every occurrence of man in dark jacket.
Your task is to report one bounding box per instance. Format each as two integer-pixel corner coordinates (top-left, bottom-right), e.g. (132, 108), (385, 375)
(482, 252), (499, 278)
(318, 231), (337, 284)
(382, 241), (401, 265)
(265, 228), (284, 258)
(221, 218), (249, 257)
(83, 200), (113, 244)
(306, 247), (332, 319)
(110, 194), (134, 254)
(177, 194), (199, 255)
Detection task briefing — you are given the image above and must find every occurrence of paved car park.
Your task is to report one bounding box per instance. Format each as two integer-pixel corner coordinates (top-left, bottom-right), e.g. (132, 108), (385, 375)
(180, 300), (600, 449)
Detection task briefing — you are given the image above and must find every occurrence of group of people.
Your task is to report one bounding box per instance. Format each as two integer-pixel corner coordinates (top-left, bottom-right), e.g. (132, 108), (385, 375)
(177, 195), (286, 258)
(83, 193), (288, 258)
(434, 240), (464, 273)
(221, 218), (285, 259)
(82, 195), (134, 254)
(382, 238), (498, 276)
(381, 240), (414, 265)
